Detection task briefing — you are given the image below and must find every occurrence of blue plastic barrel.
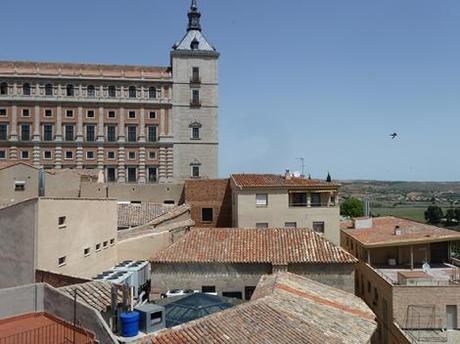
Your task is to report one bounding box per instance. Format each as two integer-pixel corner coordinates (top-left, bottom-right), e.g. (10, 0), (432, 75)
(120, 311), (140, 337)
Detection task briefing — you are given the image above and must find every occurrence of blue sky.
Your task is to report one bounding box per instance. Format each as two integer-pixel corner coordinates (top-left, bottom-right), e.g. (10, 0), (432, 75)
(3, 0), (460, 181)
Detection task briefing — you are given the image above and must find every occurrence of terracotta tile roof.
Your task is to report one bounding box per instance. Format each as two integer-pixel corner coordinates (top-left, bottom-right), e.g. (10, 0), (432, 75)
(231, 174), (340, 189)
(59, 281), (122, 313)
(152, 228), (357, 265)
(118, 203), (175, 228)
(0, 60), (171, 79)
(341, 216), (460, 247)
(138, 272), (376, 344)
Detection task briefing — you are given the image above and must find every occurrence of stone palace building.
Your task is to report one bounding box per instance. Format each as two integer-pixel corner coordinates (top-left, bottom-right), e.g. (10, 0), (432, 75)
(0, 0), (219, 183)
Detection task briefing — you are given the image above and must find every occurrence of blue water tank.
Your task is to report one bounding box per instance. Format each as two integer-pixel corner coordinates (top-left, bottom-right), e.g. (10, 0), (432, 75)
(120, 311), (140, 337)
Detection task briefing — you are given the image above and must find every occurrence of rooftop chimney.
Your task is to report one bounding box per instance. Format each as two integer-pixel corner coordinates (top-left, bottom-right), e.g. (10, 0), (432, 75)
(285, 169), (292, 180)
(394, 225), (402, 236)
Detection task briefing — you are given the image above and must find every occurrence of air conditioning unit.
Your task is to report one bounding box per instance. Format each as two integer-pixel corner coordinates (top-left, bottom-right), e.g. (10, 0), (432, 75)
(135, 303), (166, 334)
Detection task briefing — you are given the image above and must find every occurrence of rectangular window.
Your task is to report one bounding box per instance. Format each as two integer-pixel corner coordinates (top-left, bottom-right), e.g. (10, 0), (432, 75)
(313, 221), (325, 233)
(87, 110), (95, 118)
(14, 181), (25, 191)
(43, 124), (53, 141)
(21, 151), (29, 159)
(127, 167), (137, 182)
(149, 111), (156, 119)
(191, 165), (200, 178)
(285, 222), (297, 228)
(45, 109), (52, 117)
(148, 151), (156, 160)
(58, 216), (66, 227)
(192, 127), (200, 139)
(127, 126), (137, 142)
(192, 67), (200, 82)
(107, 167), (116, 182)
(244, 286), (256, 301)
(0, 124), (7, 140)
(86, 125), (95, 142)
(0, 109), (6, 116)
(147, 126), (157, 142)
(108, 111), (116, 118)
(202, 286), (216, 293)
(201, 208), (213, 223)
(222, 292), (242, 300)
(0, 151), (5, 159)
(107, 151), (115, 159)
(58, 256), (66, 266)
(148, 167), (157, 183)
(128, 111), (136, 119)
(65, 125), (74, 141)
(65, 151), (73, 159)
(84, 248), (90, 256)
(311, 193), (322, 207)
(21, 124), (30, 141)
(108, 86), (116, 98)
(103, 241), (108, 248)
(44, 151), (52, 160)
(256, 223), (269, 229)
(191, 89), (200, 105)
(256, 194), (268, 207)
(86, 151), (95, 159)
(128, 151), (136, 160)
(66, 110), (73, 118)
(289, 192), (307, 207)
(110, 238), (115, 245)
(96, 243), (101, 251)
(22, 109), (30, 117)
(107, 125), (116, 142)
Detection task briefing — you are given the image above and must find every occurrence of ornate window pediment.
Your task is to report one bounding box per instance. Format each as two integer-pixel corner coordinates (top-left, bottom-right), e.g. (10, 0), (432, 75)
(189, 121), (202, 128)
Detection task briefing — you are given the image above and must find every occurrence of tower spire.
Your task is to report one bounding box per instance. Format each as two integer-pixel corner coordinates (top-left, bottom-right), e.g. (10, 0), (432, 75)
(188, 0), (202, 31)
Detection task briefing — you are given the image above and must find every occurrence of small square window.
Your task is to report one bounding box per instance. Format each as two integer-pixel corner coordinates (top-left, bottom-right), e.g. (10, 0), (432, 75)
(44, 151), (52, 160)
(22, 109), (30, 117)
(65, 151), (73, 159)
(84, 248), (90, 256)
(313, 222), (325, 233)
(285, 222), (297, 228)
(110, 238), (115, 245)
(66, 110), (73, 118)
(148, 151), (156, 160)
(128, 111), (136, 119)
(21, 151), (29, 159)
(202, 208), (213, 223)
(96, 243), (101, 251)
(108, 151), (115, 159)
(0, 151), (5, 159)
(14, 181), (25, 191)
(58, 256), (66, 266)
(149, 111), (156, 119)
(86, 151), (95, 159)
(128, 151), (136, 160)
(108, 111), (116, 118)
(103, 241), (108, 248)
(58, 216), (66, 227)
(256, 223), (269, 229)
(191, 127), (200, 140)
(87, 110), (95, 118)
(191, 165), (200, 178)
(45, 109), (52, 117)
(256, 194), (268, 207)
(0, 109), (6, 116)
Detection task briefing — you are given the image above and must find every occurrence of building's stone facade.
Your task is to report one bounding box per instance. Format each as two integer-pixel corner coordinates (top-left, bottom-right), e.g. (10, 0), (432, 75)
(0, 1), (218, 183)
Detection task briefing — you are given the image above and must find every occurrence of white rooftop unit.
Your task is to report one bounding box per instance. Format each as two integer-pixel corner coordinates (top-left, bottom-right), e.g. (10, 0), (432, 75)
(113, 260), (150, 297)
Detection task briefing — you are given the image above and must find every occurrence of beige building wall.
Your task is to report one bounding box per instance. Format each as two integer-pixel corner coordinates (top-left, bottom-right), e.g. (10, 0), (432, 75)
(117, 231), (172, 263)
(234, 190), (340, 245)
(35, 198), (117, 279)
(0, 164), (40, 206)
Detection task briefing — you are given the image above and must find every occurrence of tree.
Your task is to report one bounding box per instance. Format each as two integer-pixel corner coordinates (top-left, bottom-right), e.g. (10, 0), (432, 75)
(445, 208), (456, 226)
(340, 197), (364, 218)
(424, 205), (443, 224)
(455, 208), (460, 222)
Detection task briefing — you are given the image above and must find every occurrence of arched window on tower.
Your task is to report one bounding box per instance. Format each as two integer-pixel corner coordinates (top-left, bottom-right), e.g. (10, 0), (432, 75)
(129, 86), (137, 98)
(0, 82), (8, 95)
(190, 38), (199, 50)
(45, 83), (53, 96)
(149, 87), (157, 99)
(23, 83), (31, 96)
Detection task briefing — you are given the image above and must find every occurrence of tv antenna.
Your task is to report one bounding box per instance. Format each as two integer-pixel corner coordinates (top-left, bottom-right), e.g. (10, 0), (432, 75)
(296, 157), (305, 177)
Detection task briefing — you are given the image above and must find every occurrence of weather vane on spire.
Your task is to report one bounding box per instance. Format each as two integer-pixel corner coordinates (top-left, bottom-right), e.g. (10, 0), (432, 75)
(188, 0), (202, 31)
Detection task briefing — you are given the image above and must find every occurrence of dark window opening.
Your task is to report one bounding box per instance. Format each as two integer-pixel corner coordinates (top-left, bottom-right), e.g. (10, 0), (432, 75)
(21, 124), (30, 141)
(148, 126), (157, 142)
(148, 167), (157, 183)
(149, 87), (156, 99)
(45, 84), (53, 96)
(191, 89), (200, 106)
(107, 168), (116, 182)
(244, 286), (256, 301)
(127, 126), (137, 142)
(108, 111), (116, 118)
(289, 192), (307, 207)
(192, 127), (200, 139)
(23, 83), (31, 96)
(311, 193), (322, 207)
(86, 125), (95, 142)
(191, 165), (200, 177)
(108, 86), (116, 98)
(192, 67), (200, 83)
(58, 216), (66, 226)
(202, 208), (213, 223)
(65, 125), (74, 141)
(0, 82), (7, 95)
(0, 124), (8, 140)
(129, 86), (136, 98)
(107, 125), (116, 142)
(87, 85), (95, 97)
(66, 84), (74, 96)
(127, 167), (137, 182)
(222, 292), (242, 300)
(202, 286), (216, 293)
(43, 124), (53, 141)
(313, 222), (325, 233)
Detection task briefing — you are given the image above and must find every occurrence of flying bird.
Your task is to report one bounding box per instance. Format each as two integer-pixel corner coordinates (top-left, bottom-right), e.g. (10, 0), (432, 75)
(390, 133), (398, 139)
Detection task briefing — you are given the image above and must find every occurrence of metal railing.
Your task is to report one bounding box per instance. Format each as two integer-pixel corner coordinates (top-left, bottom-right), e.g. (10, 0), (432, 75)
(0, 322), (95, 344)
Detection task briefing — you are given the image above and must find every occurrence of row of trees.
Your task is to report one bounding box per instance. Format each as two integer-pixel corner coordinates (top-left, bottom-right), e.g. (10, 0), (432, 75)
(424, 205), (460, 225)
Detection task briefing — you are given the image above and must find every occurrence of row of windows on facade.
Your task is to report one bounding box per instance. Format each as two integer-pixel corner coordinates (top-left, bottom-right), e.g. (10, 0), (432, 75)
(0, 82), (162, 99)
(0, 108), (159, 120)
(58, 240), (116, 267)
(0, 123), (201, 142)
(0, 148), (158, 161)
(255, 193), (334, 207)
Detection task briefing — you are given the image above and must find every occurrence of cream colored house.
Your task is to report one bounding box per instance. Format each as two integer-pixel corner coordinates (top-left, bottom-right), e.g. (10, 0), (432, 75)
(230, 174), (341, 245)
(0, 197), (118, 288)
